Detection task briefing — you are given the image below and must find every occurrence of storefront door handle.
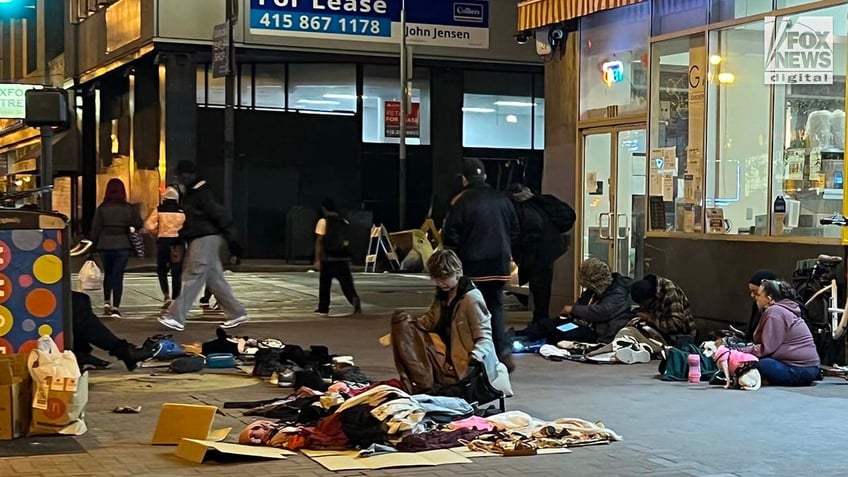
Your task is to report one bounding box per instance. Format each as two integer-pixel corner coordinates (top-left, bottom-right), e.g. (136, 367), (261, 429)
(616, 214), (629, 240)
(598, 213), (611, 240)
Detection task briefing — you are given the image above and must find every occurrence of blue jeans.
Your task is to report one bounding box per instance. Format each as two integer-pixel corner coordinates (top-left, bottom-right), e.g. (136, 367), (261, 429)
(759, 358), (821, 386)
(100, 249), (131, 308)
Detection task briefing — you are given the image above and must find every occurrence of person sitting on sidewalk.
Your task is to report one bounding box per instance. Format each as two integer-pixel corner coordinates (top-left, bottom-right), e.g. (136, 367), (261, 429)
(629, 274), (697, 340)
(512, 258), (632, 346)
(740, 280), (821, 386)
(746, 270), (778, 341)
(391, 249), (511, 402)
(73, 291), (153, 371)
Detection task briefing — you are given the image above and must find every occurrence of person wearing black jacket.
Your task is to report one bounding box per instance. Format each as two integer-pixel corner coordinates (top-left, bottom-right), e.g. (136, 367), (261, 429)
(443, 158), (520, 372)
(515, 258), (632, 344)
(159, 160), (248, 331)
(747, 270), (778, 341)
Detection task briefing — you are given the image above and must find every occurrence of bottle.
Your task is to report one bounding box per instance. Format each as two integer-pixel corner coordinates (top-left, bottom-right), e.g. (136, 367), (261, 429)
(773, 195), (786, 235)
(687, 354), (701, 383)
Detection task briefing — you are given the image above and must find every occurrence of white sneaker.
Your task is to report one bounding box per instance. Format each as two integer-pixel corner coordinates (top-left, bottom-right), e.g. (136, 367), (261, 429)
(220, 315), (248, 329)
(104, 304), (112, 316)
(158, 316), (185, 331)
(615, 344), (651, 364)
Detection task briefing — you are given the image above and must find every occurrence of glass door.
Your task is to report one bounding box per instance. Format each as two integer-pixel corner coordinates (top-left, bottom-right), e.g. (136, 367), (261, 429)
(581, 127), (646, 278)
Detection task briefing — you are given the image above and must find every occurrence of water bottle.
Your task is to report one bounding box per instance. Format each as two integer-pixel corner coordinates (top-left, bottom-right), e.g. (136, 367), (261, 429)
(687, 354), (701, 383)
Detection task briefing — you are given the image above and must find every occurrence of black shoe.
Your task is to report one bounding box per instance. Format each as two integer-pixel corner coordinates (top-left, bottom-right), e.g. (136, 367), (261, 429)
(77, 353), (110, 369)
(352, 297), (362, 314)
(112, 341), (154, 371)
(314, 309), (329, 316)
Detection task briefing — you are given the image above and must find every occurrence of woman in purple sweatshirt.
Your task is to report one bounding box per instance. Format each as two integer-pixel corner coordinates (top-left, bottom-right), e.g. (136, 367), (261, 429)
(742, 280), (821, 386)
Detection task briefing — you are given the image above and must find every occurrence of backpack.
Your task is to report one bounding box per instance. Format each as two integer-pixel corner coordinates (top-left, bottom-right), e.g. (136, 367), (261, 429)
(535, 194), (576, 234)
(323, 215), (351, 259)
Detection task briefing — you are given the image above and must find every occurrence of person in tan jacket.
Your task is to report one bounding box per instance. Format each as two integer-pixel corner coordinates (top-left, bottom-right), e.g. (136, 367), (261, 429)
(391, 250), (512, 404)
(144, 186), (186, 308)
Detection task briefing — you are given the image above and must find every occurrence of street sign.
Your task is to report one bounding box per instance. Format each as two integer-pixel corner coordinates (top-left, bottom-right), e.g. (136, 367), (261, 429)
(212, 23), (230, 78)
(249, 0), (489, 49)
(0, 84), (39, 119)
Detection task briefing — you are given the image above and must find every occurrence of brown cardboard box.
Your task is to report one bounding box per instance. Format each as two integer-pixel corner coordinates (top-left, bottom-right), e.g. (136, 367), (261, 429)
(0, 354), (32, 440)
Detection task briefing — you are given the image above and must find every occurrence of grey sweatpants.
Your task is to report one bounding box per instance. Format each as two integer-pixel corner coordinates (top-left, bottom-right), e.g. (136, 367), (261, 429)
(165, 234), (246, 325)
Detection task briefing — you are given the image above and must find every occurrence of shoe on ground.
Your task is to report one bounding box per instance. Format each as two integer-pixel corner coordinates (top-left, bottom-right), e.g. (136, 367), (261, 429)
(614, 344), (651, 364)
(112, 341), (155, 372)
(103, 304), (112, 317)
(353, 297), (362, 314)
(158, 316), (185, 332)
(110, 308), (124, 319)
(77, 353), (110, 370)
(313, 309), (329, 316)
(220, 315), (248, 329)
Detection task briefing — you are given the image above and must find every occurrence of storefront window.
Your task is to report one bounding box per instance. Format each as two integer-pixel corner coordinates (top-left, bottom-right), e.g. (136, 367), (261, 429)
(254, 64), (285, 110)
(463, 71), (535, 149)
(771, 4), (847, 238)
(579, 2), (649, 121)
(710, 0), (771, 22)
(649, 35), (707, 232)
(196, 65), (206, 104)
(288, 64), (356, 113)
(652, 0), (708, 37)
(239, 65), (253, 108)
(776, 0), (820, 9)
(362, 65), (431, 145)
(706, 22), (770, 236)
(208, 73), (225, 106)
(534, 97), (545, 149)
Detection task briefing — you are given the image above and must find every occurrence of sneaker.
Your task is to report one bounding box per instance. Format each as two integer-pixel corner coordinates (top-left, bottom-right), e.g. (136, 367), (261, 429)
(352, 297), (362, 314)
(158, 316), (185, 331)
(110, 308), (123, 319)
(313, 309), (329, 316)
(220, 315), (248, 329)
(104, 304), (112, 316)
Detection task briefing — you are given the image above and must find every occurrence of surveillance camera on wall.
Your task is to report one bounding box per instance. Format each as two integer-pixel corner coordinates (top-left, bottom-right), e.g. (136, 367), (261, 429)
(514, 32), (530, 45)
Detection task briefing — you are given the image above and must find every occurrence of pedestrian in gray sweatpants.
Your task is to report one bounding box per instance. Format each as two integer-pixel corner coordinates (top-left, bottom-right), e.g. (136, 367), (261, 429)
(158, 160), (248, 331)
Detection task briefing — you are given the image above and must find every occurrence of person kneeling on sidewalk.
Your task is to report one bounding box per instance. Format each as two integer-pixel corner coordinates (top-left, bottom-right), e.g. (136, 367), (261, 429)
(73, 291), (153, 371)
(391, 250), (512, 404)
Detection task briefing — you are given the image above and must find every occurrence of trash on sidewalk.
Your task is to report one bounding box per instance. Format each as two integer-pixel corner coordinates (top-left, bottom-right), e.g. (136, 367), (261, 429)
(27, 336), (88, 436)
(112, 405), (142, 414)
(175, 438), (294, 463)
(0, 353), (31, 440)
(151, 403), (230, 445)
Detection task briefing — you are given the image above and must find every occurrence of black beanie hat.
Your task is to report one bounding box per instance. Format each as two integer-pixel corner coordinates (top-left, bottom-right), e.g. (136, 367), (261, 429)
(462, 158), (486, 179)
(630, 278), (656, 304)
(749, 269), (778, 286)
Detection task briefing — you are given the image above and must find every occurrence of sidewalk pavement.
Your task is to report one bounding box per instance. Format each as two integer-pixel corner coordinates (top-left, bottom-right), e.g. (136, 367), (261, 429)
(3, 273), (848, 477)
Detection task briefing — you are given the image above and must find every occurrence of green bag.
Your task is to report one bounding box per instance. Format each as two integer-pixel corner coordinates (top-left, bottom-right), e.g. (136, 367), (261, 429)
(658, 344), (718, 382)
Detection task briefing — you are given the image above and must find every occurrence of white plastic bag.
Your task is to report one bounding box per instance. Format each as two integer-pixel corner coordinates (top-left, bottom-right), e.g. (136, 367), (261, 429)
(78, 259), (102, 291)
(27, 335), (88, 436)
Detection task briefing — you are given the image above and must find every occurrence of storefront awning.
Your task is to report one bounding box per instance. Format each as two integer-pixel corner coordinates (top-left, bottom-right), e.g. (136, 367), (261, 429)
(517, 0), (647, 31)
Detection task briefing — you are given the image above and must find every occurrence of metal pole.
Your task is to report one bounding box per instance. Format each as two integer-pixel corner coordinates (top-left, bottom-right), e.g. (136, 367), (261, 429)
(223, 0), (236, 210)
(40, 126), (53, 211)
(398, 0), (407, 230)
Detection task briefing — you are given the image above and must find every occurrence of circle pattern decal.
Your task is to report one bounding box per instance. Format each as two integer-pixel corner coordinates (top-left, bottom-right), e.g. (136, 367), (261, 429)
(12, 230), (43, 251)
(26, 289), (57, 318)
(17, 339), (39, 355)
(33, 255), (62, 285)
(43, 239), (57, 253)
(38, 324), (53, 337)
(0, 337), (11, 354)
(0, 306), (12, 336)
(22, 319), (35, 332)
(0, 274), (11, 305)
(18, 274), (32, 288)
(0, 240), (10, 272)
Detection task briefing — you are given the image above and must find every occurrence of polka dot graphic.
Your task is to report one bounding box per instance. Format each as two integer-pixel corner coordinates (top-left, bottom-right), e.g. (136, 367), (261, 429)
(38, 324), (52, 337)
(17, 339), (39, 356)
(22, 319), (35, 332)
(26, 289), (57, 318)
(12, 230), (43, 251)
(0, 337), (11, 354)
(33, 255), (62, 285)
(0, 274), (10, 305)
(43, 239), (57, 253)
(54, 332), (64, 351)
(18, 274), (32, 288)
(0, 306), (12, 336)
(0, 240), (10, 272)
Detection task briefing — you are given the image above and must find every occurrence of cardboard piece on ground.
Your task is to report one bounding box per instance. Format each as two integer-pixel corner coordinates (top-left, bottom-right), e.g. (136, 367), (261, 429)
(151, 403), (231, 445)
(450, 446), (572, 459)
(301, 448), (356, 458)
(175, 438), (295, 463)
(310, 448), (472, 471)
(0, 354), (31, 440)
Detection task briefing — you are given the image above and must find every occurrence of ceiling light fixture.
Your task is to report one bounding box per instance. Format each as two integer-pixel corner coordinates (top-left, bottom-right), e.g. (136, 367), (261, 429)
(296, 99), (340, 105)
(506, 114), (518, 123)
(462, 107), (496, 113)
(494, 101), (534, 107)
(322, 93), (368, 100)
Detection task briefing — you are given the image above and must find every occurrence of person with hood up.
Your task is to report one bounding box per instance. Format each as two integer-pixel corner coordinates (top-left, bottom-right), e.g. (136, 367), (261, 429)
(629, 274), (697, 339)
(740, 279), (821, 386)
(144, 186), (186, 309)
(158, 160), (248, 331)
(513, 258), (632, 345)
(443, 158), (520, 372)
(506, 184), (568, 325)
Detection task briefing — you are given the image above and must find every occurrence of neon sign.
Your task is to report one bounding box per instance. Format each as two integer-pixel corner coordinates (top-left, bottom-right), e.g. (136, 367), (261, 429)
(601, 60), (624, 87)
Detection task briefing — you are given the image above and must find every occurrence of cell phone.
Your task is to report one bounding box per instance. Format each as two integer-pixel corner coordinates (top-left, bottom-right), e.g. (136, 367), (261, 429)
(556, 322), (579, 333)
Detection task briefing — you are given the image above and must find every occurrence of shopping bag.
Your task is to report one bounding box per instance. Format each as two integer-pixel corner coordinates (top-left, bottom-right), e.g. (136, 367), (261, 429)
(128, 227), (145, 257)
(27, 336), (88, 436)
(78, 259), (102, 291)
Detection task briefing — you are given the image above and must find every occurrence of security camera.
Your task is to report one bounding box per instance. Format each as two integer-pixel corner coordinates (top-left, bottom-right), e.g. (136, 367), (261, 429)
(549, 28), (564, 41)
(514, 33), (529, 45)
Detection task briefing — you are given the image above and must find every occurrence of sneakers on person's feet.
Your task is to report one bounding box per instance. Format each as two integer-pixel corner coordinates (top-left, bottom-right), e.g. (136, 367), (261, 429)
(110, 308), (123, 319)
(158, 316), (185, 331)
(352, 297), (362, 314)
(313, 309), (329, 316)
(220, 315), (248, 329)
(104, 304), (113, 317)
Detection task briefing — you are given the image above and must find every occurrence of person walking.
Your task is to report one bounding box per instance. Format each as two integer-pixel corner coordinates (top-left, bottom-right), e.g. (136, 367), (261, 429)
(158, 160), (248, 331)
(90, 178), (142, 319)
(144, 186), (186, 309)
(313, 198), (361, 316)
(443, 158), (520, 372)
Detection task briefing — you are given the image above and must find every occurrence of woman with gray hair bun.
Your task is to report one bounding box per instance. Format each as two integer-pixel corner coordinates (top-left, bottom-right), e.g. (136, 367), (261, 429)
(512, 258), (633, 345)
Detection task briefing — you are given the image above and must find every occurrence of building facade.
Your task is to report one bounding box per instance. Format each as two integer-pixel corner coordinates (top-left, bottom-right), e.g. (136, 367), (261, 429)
(519, 0), (848, 324)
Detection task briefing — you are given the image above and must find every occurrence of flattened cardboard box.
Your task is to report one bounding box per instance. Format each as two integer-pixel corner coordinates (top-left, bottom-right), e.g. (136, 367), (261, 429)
(151, 403), (231, 445)
(0, 354), (32, 440)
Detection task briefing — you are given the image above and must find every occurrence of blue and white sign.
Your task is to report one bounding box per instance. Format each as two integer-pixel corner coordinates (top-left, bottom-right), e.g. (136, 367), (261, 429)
(249, 0), (489, 49)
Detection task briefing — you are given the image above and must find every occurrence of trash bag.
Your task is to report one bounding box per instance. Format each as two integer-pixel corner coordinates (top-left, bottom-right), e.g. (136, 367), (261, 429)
(27, 335), (88, 436)
(78, 259), (102, 291)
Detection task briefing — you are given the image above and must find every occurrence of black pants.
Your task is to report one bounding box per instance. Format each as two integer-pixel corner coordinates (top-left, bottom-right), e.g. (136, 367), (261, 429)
(156, 238), (183, 300)
(100, 249), (130, 307)
(519, 318), (598, 344)
(527, 262), (554, 324)
(318, 260), (359, 312)
(475, 280), (508, 357)
(72, 291), (120, 355)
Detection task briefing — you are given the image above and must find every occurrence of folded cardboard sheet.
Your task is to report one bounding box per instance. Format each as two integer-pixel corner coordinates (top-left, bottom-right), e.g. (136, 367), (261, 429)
(302, 448), (472, 471)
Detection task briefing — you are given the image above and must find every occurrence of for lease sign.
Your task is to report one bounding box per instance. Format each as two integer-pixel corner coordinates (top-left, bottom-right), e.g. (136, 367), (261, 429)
(0, 84), (39, 119)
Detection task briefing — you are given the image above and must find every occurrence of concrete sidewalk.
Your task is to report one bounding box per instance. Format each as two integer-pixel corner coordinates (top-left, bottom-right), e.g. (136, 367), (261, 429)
(4, 273), (848, 477)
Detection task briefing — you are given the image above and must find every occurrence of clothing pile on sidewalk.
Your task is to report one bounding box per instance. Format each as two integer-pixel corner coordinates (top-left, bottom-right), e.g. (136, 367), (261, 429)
(230, 384), (622, 457)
